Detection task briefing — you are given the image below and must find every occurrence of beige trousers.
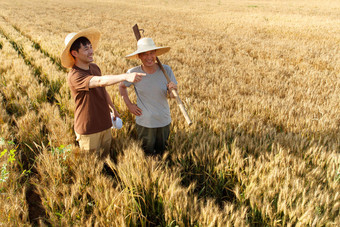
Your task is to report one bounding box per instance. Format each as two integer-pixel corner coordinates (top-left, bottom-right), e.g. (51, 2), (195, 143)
(75, 128), (112, 159)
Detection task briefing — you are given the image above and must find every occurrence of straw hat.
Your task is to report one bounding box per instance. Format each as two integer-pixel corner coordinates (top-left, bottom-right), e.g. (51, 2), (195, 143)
(61, 28), (101, 68)
(125, 37), (170, 59)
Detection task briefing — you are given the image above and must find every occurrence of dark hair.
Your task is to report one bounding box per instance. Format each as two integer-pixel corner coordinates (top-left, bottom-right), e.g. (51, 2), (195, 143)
(70, 36), (91, 57)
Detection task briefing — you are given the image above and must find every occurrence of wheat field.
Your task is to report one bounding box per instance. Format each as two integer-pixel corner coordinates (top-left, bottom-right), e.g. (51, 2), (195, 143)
(0, 0), (339, 226)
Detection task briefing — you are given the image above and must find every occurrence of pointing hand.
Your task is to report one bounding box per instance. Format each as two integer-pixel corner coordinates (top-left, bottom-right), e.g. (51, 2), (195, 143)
(125, 72), (146, 83)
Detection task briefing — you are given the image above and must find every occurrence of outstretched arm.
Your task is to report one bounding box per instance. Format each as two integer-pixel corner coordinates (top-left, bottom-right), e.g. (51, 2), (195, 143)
(89, 72), (145, 88)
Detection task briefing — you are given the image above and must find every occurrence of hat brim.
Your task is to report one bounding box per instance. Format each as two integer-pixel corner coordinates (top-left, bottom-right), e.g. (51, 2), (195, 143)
(61, 28), (101, 68)
(125, 46), (170, 59)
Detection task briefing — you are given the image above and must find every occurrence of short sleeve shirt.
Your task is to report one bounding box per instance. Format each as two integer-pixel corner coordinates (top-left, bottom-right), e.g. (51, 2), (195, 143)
(124, 65), (177, 128)
(68, 63), (111, 135)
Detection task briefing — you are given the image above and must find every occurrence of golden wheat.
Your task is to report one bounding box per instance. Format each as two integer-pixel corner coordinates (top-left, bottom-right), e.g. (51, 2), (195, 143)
(0, 0), (339, 226)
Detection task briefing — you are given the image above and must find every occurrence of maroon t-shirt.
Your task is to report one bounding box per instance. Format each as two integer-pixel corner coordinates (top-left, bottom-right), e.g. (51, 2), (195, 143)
(68, 63), (111, 135)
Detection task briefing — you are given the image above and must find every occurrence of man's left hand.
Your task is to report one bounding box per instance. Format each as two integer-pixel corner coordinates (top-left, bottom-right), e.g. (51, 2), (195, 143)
(111, 108), (120, 121)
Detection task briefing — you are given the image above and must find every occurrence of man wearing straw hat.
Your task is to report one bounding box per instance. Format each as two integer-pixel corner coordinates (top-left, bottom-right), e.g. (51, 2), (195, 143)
(61, 28), (145, 158)
(119, 37), (177, 156)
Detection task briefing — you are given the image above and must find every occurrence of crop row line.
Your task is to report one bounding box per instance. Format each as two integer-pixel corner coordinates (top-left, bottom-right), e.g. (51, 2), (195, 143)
(0, 29), (33, 121)
(13, 25), (67, 73)
(0, 30), (57, 225)
(0, 31), (41, 141)
(0, 24), (63, 105)
(0, 23), (76, 148)
(1, 15), (67, 73)
(0, 28), (54, 103)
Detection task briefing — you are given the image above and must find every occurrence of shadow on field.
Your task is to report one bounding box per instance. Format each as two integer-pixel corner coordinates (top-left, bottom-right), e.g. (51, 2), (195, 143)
(26, 186), (49, 226)
(233, 120), (340, 160)
(166, 121), (340, 225)
(168, 130), (238, 208)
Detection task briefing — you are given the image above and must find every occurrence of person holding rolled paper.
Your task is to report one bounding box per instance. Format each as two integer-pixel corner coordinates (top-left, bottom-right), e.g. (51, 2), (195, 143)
(61, 28), (145, 158)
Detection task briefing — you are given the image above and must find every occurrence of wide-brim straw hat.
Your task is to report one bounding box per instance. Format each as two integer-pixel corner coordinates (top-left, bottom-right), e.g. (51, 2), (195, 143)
(125, 37), (170, 59)
(61, 28), (101, 68)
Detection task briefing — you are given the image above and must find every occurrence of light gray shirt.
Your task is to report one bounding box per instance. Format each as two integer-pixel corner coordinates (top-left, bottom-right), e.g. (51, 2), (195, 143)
(124, 65), (177, 128)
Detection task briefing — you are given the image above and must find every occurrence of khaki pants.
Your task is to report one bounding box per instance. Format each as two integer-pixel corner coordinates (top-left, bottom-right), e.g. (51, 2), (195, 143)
(75, 128), (112, 159)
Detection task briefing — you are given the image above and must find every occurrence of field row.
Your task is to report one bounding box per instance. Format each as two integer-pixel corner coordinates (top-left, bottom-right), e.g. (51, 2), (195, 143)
(0, 16), (74, 147)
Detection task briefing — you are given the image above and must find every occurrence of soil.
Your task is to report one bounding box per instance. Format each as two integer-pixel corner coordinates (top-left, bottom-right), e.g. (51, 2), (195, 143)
(26, 186), (49, 226)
